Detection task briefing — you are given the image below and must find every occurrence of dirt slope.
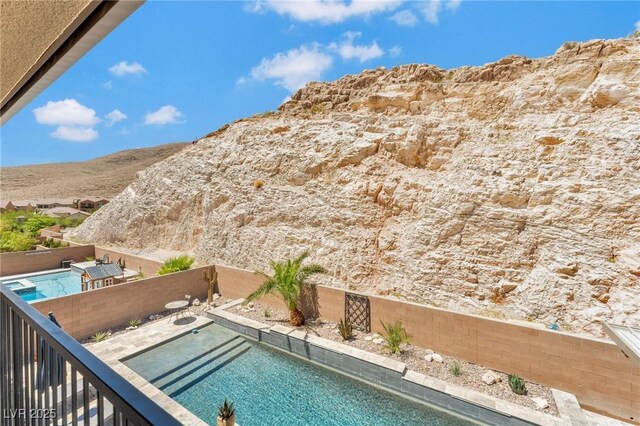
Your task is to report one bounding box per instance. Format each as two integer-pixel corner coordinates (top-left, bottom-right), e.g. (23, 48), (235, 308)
(0, 143), (188, 200)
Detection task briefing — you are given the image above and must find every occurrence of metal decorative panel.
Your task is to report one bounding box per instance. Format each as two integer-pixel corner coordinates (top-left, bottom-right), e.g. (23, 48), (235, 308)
(345, 293), (370, 332)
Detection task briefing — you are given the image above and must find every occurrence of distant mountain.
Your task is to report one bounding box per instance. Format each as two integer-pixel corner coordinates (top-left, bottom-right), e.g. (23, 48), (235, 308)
(0, 143), (188, 200)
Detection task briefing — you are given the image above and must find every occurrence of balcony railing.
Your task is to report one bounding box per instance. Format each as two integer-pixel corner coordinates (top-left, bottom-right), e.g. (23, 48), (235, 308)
(1, 287), (181, 426)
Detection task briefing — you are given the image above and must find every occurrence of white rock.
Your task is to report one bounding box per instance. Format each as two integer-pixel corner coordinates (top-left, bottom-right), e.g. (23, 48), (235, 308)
(482, 371), (500, 385)
(364, 336), (373, 341)
(372, 338), (385, 345)
(432, 354), (443, 363)
(247, 302), (255, 309)
(532, 397), (549, 410)
(192, 298), (201, 306)
(424, 354), (434, 362)
(425, 349), (435, 355)
(212, 293), (221, 300)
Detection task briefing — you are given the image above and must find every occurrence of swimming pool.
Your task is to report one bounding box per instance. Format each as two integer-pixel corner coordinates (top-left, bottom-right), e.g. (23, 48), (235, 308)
(123, 324), (476, 426)
(1, 270), (81, 302)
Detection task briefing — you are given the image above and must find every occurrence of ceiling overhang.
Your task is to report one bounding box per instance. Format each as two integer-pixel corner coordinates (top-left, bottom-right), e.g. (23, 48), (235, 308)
(1, 0), (144, 124)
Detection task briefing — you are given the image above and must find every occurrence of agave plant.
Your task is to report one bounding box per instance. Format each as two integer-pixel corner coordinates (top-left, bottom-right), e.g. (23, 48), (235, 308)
(338, 318), (353, 341)
(127, 318), (142, 328)
(244, 252), (326, 326)
(508, 374), (526, 395)
(91, 331), (109, 343)
(217, 399), (235, 421)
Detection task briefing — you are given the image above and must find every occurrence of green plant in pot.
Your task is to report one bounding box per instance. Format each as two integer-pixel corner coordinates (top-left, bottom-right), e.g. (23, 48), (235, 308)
(217, 399), (235, 426)
(243, 252), (326, 326)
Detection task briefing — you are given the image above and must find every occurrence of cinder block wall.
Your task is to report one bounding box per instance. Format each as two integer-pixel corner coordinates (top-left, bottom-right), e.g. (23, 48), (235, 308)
(0, 245), (95, 276)
(215, 265), (639, 423)
(32, 267), (209, 339)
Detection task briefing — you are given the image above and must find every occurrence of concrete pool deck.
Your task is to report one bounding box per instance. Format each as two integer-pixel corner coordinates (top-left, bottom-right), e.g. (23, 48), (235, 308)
(87, 307), (631, 426)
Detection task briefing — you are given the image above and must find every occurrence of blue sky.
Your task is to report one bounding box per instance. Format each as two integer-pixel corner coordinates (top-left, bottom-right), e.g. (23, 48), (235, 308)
(1, 1), (638, 167)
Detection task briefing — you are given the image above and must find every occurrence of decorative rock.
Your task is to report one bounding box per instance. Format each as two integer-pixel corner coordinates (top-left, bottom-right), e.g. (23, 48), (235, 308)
(425, 349), (435, 355)
(432, 354), (443, 363)
(364, 335), (374, 341)
(482, 371), (501, 385)
(532, 397), (549, 410)
(247, 302), (255, 309)
(192, 298), (201, 306)
(372, 338), (385, 345)
(424, 354), (434, 362)
(212, 293), (221, 300)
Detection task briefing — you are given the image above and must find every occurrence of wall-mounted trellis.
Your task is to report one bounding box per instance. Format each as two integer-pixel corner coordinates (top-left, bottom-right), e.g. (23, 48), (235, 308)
(345, 292), (370, 332)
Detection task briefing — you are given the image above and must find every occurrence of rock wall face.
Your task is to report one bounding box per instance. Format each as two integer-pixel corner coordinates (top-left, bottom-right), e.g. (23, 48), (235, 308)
(71, 38), (640, 336)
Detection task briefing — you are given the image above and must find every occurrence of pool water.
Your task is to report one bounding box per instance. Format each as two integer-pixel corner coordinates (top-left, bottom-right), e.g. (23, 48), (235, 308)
(1, 271), (81, 302)
(124, 324), (476, 426)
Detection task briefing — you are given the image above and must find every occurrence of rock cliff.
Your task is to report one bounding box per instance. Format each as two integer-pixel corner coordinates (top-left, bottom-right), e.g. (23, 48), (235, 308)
(71, 38), (640, 336)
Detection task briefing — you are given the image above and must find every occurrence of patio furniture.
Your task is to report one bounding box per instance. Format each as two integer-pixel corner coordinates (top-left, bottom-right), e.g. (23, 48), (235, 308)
(165, 300), (189, 323)
(184, 294), (192, 315)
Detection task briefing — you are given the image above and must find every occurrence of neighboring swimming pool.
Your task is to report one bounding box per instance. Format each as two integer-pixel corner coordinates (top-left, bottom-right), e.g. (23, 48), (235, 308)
(1, 270), (81, 302)
(123, 323), (476, 426)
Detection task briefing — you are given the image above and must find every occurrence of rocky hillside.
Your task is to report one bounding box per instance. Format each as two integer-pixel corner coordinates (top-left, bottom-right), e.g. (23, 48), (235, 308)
(1, 143), (188, 200)
(71, 38), (640, 336)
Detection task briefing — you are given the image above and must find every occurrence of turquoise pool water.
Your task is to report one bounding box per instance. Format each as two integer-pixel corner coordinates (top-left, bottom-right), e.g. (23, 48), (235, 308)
(1, 271), (81, 302)
(124, 324), (475, 426)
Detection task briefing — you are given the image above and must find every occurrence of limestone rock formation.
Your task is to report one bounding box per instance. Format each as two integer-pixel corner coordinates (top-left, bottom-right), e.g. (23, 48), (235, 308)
(71, 38), (640, 337)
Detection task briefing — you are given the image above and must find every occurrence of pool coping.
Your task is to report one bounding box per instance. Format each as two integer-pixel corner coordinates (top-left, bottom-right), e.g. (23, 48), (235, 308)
(0, 267), (70, 281)
(208, 300), (601, 426)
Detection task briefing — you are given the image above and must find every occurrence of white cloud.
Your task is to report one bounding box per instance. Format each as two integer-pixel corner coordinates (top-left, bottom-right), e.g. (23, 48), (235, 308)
(329, 32), (384, 63)
(105, 109), (127, 126)
(33, 99), (99, 126)
(389, 45), (402, 57)
(390, 9), (417, 26)
(635, 20), (640, 31)
(109, 61), (147, 77)
(447, 0), (462, 9)
(421, 0), (442, 24)
(249, 0), (402, 24)
(50, 126), (98, 142)
(250, 43), (333, 92)
(144, 105), (184, 125)
(102, 81), (113, 90)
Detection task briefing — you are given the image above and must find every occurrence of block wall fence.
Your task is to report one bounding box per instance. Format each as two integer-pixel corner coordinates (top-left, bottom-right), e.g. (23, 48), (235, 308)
(0, 245), (95, 276)
(215, 264), (639, 423)
(32, 266), (210, 339)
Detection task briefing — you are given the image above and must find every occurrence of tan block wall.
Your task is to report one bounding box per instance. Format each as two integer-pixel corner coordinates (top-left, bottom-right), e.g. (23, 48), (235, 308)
(94, 246), (163, 277)
(0, 245), (95, 276)
(214, 264), (639, 423)
(32, 266), (210, 339)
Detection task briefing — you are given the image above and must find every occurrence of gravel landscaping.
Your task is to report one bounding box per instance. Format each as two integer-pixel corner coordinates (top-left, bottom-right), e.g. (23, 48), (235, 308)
(232, 301), (560, 417)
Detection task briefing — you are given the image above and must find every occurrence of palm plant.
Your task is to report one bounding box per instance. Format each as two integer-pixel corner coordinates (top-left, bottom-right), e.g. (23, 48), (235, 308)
(158, 255), (195, 275)
(244, 252), (326, 326)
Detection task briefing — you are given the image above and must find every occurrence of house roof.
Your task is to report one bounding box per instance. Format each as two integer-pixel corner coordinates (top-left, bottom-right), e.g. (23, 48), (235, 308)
(84, 263), (123, 280)
(35, 198), (76, 205)
(77, 196), (110, 203)
(0, 200), (15, 208)
(41, 207), (90, 217)
(12, 199), (35, 207)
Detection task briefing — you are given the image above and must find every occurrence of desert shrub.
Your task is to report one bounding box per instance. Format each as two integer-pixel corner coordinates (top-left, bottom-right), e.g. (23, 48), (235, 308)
(508, 374), (526, 395)
(380, 320), (410, 355)
(158, 255), (195, 275)
(338, 318), (353, 341)
(254, 179), (264, 189)
(0, 231), (37, 252)
(450, 361), (462, 377)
